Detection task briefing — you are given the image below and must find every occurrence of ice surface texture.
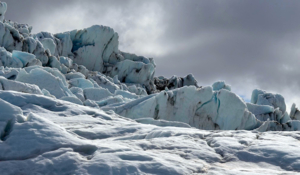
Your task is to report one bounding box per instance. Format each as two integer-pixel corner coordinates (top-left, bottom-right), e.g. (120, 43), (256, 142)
(0, 91), (300, 174)
(0, 1), (299, 132)
(0, 2), (300, 174)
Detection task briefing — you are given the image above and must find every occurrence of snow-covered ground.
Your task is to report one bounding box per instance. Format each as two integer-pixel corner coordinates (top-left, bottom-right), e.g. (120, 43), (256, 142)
(1, 91), (300, 174)
(0, 1), (300, 174)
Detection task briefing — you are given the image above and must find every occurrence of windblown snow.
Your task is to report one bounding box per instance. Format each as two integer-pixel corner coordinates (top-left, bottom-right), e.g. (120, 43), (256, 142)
(0, 1), (300, 174)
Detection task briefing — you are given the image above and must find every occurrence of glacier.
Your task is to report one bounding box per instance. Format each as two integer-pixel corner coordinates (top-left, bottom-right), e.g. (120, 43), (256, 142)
(0, 1), (300, 174)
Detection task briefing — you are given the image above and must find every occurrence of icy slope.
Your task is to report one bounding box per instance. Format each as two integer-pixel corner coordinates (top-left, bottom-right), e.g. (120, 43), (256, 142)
(0, 91), (300, 174)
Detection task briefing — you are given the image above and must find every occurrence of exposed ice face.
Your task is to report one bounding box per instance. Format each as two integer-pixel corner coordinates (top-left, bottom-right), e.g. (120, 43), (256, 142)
(83, 88), (113, 101)
(69, 78), (94, 90)
(88, 72), (120, 93)
(65, 72), (85, 80)
(154, 74), (199, 91)
(212, 81), (231, 91)
(70, 25), (116, 72)
(246, 102), (274, 115)
(108, 59), (155, 91)
(249, 89), (289, 124)
(12, 50), (39, 66)
(107, 86), (259, 130)
(0, 47), (23, 68)
(0, 76), (42, 94)
(0, 1), (7, 22)
(256, 120), (300, 131)
(54, 32), (73, 57)
(0, 23), (23, 52)
(15, 24), (31, 36)
(15, 67), (74, 99)
(290, 103), (300, 120)
(251, 89), (286, 113)
(34, 32), (59, 56)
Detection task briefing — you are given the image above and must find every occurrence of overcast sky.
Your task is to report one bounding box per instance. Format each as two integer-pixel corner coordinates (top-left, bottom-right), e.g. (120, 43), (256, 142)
(4, 0), (300, 109)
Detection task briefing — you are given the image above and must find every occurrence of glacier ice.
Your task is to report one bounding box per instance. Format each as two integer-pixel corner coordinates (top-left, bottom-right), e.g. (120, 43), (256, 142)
(0, 2), (300, 174)
(251, 89), (286, 113)
(42, 88), (56, 99)
(65, 72), (85, 80)
(15, 68), (73, 98)
(0, 1), (296, 132)
(70, 25), (115, 72)
(246, 102), (274, 115)
(107, 86), (259, 130)
(60, 96), (83, 105)
(83, 88), (113, 101)
(0, 66), (20, 79)
(249, 89), (290, 125)
(107, 59), (155, 93)
(0, 91), (300, 174)
(96, 95), (124, 107)
(0, 98), (23, 141)
(115, 90), (139, 100)
(0, 47), (23, 68)
(59, 56), (73, 68)
(0, 111), (97, 161)
(69, 78), (94, 89)
(290, 103), (300, 120)
(84, 99), (100, 109)
(135, 118), (191, 128)
(0, 76), (42, 94)
(212, 81), (231, 91)
(34, 32), (58, 56)
(88, 72), (120, 93)
(0, 2), (7, 22)
(256, 120), (300, 132)
(70, 87), (85, 102)
(12, 50), (41, 67)
(154, 74), (198, 91)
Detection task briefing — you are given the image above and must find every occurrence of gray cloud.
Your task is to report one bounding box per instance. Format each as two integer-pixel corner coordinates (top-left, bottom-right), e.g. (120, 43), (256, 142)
(4, 0), (300, 109)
